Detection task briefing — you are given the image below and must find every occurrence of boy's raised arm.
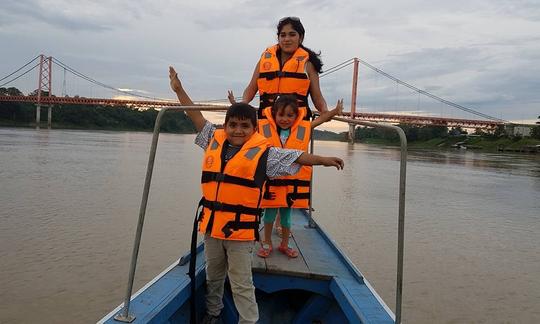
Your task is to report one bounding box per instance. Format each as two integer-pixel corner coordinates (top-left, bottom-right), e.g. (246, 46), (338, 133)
(169, 66), (206, 132)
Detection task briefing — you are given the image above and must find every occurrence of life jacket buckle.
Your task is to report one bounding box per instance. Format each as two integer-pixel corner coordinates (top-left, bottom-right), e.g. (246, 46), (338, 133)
(211, 202), (224, 211)
(215, 173), (225, 182)
(222, 224), (233, 238)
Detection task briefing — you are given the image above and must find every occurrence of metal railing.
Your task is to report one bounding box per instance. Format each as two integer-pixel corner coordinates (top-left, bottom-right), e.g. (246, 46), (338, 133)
(114, 106), (407, 324)
(334, 116), (407, 324)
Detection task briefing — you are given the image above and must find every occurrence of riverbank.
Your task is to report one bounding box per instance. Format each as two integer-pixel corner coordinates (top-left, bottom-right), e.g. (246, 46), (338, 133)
(359, 136), (540, 152)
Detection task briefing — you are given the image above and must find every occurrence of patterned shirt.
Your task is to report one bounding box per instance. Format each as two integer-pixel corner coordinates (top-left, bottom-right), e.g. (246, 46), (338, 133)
(195, 121), (302, 178)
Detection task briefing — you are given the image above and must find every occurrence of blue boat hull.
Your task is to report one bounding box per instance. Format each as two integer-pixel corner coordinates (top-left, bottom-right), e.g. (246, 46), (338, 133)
(99, 211), (395, 324)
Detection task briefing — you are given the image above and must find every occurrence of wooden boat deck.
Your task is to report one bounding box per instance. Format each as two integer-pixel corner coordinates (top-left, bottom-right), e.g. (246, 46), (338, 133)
(251, 210), (395, 324)
(252, 212), (346, 280)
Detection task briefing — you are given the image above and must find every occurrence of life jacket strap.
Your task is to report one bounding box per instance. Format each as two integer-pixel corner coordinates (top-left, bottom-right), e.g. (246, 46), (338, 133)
(259, 71), (308, 80)
(201, 171), (258, 188)
(221, 219), (260, 241)
(267, 179), (310, 187)
(200, 197), (262, 216)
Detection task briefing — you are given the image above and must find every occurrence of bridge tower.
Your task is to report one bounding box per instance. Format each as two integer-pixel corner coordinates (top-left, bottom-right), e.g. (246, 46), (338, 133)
(348, 58), (359, 143)
(36, 54), (52, 129)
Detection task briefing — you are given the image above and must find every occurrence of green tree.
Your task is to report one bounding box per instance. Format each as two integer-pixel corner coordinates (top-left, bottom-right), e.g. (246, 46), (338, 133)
(531, 125), (540, 139)
(0, 87), (23, 96)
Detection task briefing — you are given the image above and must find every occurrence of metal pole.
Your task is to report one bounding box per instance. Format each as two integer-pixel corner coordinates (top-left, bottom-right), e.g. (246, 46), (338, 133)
(348, 58), (359, 143)
(334, 117), (406, 323)
(114, 107), (168, 322)
(306, 130), (316, 228)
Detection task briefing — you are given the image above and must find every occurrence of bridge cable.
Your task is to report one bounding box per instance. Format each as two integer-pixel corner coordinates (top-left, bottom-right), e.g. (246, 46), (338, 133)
(51, 58), (173, 102)
(355, 58), (508, 123)
(320, 58), (355, 78)
(0, 61), (41, 88)
(0, 55), (41, 83)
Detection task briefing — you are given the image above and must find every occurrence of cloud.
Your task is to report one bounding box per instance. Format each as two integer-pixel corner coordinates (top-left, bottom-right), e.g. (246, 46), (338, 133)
(0, 0), (162, 31)
(1, 0), (539, 122)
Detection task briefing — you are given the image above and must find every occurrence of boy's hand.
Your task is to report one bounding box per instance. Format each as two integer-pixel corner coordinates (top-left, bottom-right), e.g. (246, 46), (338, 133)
(228, 90), (237, 104)
(169, 66), (182, 93)
(321, 157), (344, 170)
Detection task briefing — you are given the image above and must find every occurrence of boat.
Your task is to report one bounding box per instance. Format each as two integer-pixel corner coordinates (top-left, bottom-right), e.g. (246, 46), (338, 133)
(98, 108), (407, 324)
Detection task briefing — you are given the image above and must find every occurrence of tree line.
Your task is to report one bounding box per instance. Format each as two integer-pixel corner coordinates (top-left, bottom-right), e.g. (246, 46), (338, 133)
(0, 87), (195, 133)
(355, 123), (540, 141)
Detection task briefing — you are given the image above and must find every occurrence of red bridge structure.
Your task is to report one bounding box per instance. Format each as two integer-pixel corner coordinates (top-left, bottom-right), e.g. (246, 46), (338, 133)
(0, 54), (510, 131)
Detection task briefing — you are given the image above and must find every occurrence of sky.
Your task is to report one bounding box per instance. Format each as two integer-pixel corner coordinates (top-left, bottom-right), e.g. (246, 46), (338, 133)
(1, 0), (539, 131)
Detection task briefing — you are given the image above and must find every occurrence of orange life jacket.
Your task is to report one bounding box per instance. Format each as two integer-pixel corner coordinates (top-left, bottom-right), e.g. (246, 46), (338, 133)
(258, 106), (312, 209)
(257, 44), (311, 119)
(198, 130), (269, 241)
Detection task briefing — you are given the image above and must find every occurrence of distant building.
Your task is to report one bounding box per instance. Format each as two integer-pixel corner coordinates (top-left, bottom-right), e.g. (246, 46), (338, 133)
(505, 124), (532, 137)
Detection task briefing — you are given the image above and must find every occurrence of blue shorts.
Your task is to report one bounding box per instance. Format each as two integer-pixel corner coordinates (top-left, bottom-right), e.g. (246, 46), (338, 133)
(263, 208), (292, 229)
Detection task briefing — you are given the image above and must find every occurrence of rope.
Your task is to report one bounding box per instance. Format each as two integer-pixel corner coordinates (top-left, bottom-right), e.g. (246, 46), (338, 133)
(355, 57), (508, 123)
(51, 58), (172, 102)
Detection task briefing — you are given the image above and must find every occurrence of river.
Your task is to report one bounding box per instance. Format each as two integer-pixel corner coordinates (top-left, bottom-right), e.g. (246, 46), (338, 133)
(0, 127), (539, 323)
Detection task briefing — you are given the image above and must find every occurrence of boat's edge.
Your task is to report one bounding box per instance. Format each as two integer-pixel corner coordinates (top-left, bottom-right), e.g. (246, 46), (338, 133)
(304, 210), (396, 321)
(97, 243), (205, 324)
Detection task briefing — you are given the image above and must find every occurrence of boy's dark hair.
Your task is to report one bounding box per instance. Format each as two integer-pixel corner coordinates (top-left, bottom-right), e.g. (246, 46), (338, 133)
(271, 95), (299, 119)
(277, 17), (324, 74)
(225, 103), (257, 127)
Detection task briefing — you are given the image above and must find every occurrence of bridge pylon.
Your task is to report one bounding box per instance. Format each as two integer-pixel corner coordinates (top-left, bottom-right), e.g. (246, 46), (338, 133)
(36, 54), (52, 129)
(348, 58), (359, 143)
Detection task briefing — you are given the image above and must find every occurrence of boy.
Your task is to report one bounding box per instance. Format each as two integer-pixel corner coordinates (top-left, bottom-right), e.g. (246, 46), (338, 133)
(169, 67), (343, 324)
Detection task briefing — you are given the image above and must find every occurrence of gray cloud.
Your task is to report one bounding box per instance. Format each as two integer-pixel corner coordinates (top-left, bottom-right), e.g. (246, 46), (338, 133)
(1, 0), (539, 122)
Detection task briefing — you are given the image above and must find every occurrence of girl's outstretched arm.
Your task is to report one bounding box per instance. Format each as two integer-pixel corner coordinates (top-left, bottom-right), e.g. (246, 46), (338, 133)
(311, 99), (343, 129)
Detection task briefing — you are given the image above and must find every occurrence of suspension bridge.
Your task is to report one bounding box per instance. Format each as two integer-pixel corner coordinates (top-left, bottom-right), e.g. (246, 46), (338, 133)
(0, 54), (511, 130)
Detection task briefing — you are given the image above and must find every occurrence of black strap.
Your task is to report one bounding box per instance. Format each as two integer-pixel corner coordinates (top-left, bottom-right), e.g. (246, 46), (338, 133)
(188, 203), (202, 324)
(201, 171), (259, 188)
(201, 197), (262, 216)
(286, 181), (311, 207)
(259, 71), (308, 80)
(221, 219), (260, 240)
(267, 179), (311, 187)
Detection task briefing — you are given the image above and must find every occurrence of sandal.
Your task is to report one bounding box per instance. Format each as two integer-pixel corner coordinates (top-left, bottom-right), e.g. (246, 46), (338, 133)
(278, 245), (298, 258)
(257, 243), (272, 258)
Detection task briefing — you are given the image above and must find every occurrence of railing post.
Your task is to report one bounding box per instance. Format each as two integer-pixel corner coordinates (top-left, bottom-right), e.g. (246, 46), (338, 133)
(306, 133), (316, 228)
(334, 117), (406, 323)
(114, 107), (169, 322)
